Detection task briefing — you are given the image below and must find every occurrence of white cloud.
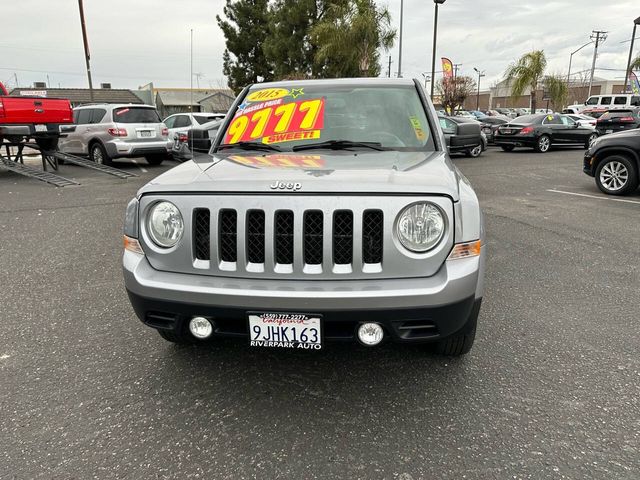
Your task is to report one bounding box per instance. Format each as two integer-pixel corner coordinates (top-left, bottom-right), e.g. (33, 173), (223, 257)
(0, 0), (637, 91)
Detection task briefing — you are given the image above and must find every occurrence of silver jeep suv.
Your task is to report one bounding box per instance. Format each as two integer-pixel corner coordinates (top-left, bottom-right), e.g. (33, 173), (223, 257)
(123, 78), (485, 356)
(58, 104), (171, 166)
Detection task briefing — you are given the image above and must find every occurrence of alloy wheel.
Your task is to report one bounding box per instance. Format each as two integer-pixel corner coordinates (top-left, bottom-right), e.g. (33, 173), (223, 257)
(588, 134), (598, 147)
(92, 146), (104, 164)
(599, 161), (629, 192)
(538, 136), (550, 152)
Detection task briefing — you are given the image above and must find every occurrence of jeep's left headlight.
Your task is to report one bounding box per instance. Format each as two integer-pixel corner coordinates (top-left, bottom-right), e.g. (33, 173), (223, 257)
(397, 202), (445, 252)
(147, 201), (184, 248)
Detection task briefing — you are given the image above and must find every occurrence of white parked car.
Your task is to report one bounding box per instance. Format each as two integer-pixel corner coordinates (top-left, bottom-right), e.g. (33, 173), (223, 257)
(163, 112), (225, 139)
(566, 113), (596, 128)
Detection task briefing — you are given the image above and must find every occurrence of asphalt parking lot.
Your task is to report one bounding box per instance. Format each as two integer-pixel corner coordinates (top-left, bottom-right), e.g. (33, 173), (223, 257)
(1, 147), (638, 479)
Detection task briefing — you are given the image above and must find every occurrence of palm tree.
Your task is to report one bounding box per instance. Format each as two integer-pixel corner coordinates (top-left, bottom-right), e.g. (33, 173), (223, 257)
(311, 0), (396, 77)
(544, 75), (568, 112)
(504, 50), (547, 114)
(631, 55), (640, 72)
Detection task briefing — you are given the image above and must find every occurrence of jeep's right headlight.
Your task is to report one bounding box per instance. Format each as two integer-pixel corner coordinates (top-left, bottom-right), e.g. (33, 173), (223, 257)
(147, 201), (184, 248)
(396, 202), (445, 252)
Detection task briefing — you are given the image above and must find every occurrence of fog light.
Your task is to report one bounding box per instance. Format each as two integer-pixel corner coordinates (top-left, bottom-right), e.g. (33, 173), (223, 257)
(357, 323), (384, 346)
(189, 317), (213, 339)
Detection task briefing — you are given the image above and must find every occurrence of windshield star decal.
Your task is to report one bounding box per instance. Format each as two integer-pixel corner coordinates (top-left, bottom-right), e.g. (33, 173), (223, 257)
(270, 181), (302, 191)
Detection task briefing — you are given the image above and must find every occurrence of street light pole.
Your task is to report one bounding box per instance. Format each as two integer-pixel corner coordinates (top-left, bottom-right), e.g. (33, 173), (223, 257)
(624, 17), (640, 93)
(473, 68), (485, 110)
(77, 0), (94, 101)
(566, 41), (593, 85)
(430, 0), (446, 99)
(397, 0), (403, 78)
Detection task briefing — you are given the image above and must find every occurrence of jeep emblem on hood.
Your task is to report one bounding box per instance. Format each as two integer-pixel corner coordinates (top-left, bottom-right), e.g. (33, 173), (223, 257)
(270, 181), (302, 192)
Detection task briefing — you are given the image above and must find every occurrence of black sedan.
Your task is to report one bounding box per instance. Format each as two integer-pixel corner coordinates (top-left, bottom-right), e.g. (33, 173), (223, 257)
(595, 108), (640, 137)
(584, 128), (640, 195)
(494, 114), (598, 153)
(478, 116), (508, 143)
(171, 119), (222, 161)
(438, 116), (485, 157)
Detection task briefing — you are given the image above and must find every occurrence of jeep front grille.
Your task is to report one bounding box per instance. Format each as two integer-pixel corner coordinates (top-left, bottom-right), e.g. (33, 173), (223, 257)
(193, 208), (382, 273)
(141, 195), (454, 280)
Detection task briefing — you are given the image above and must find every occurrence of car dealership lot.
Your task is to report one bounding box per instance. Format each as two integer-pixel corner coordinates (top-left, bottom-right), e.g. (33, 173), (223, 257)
(1, 150), (638, 479)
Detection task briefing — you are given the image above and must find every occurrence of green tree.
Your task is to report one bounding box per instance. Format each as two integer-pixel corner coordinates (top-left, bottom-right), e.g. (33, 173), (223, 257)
(263, 0), (343, 79)
(216, 0), (273, 94)
(543, 75), (568, 112)
(504, 50), (547, 114)
(311, 0), (396, 77)
(630, 55), (640, 72)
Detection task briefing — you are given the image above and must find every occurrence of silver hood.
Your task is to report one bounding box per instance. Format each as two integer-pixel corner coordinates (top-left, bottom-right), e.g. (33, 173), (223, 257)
(138, 151), (461, 201)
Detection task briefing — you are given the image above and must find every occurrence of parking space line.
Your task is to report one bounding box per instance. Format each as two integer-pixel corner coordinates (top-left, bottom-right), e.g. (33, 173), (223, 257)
(130, 159), (148, 173)
(547, 189), (640, 205)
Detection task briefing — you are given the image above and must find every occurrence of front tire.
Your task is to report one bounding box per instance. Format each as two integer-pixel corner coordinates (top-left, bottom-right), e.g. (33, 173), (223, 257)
(585, 132), (598, 149)
(534, 134), (551, 153)
(595, 155), (638, 195)
(465, 144), (482, 158)
(433, 300), (481, 356)
(90, 142), (112, 166)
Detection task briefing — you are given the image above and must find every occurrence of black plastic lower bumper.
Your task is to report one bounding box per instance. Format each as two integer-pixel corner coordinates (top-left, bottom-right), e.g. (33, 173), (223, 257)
(126, 289), (482, 344)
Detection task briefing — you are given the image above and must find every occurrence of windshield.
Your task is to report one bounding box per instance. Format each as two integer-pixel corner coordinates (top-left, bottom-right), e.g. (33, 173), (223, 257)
(217, 84), (435, 152)
(113, 107), (161, 124)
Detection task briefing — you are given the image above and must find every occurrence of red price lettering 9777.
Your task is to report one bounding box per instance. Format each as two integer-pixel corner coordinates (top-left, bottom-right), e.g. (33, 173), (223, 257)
(225, 98), (324, 144)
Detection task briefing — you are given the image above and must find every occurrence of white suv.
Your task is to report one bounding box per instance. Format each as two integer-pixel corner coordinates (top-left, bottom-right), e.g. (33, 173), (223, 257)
(58, 104), (172, 166)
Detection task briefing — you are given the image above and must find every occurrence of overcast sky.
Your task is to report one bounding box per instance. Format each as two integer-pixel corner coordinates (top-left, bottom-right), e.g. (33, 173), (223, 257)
(1, 0), (638, 92)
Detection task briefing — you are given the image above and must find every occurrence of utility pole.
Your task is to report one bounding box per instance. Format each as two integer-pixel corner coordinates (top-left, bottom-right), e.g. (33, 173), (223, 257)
(77, 0), (94, 101)
(397, 0), (403, 78)
(453, 63), (462, 78)
(588, 30), (608, 98)
(13, 73), (18, 87)
(388, 56), (392, 78)
(624, 17), (640, 93)
(430, 0), (447, 99)
(473, 68), (485, 110)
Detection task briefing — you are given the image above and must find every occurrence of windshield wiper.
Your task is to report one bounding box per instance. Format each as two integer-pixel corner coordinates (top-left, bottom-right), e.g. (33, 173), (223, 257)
(217, 142), (282, 152)
(292, 140), (387, 152)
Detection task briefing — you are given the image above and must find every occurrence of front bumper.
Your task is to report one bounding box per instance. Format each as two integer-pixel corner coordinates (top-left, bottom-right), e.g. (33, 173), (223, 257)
(105, 139), (172, 158)
(123, 247), (485, 343)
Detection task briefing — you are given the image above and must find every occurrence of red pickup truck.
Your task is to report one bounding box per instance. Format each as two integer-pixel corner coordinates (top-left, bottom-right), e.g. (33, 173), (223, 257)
(0, 81), (73, 150)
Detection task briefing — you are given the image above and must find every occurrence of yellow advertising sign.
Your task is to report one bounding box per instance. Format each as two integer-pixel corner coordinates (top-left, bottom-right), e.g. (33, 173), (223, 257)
(246, 88), (290, 102)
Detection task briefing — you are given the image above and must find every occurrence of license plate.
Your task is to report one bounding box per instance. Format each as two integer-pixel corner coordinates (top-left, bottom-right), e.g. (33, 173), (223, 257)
(138, 130), (154, 138)
(249, 313), (322, 350)
(34, 124), (47, 132)
(502, 129), (511, 134)
(483, 127), (491, 133)
(606, 129), (613, 134)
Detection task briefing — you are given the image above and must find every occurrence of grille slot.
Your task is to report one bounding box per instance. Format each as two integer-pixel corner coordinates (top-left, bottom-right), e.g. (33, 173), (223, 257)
(363, 210), (383, 264)
(333, 210), (353, 265)
(274, 210), (294, 264)
(219, 209), (237, 262)
(304, 210), (324, 265)
(246, 210), (265, 264)
(193, 209), (210, 261)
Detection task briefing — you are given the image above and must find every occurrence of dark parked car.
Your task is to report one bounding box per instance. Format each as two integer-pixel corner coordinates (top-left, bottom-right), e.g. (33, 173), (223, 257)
(438, 116), (485, 157)
(584, 128), (640, 195)
(172, 119), (222, 161)
(595, 108), (640, 137)
(478, 116), (508, 143)
(493, 114), (598, 153)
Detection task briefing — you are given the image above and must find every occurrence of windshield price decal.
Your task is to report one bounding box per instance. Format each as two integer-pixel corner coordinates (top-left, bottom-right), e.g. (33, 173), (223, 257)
(225, 98), (325, 145)
(245, 87), (305, 103)
(228, 155), (325, 169)
(409, 116), (427, 141)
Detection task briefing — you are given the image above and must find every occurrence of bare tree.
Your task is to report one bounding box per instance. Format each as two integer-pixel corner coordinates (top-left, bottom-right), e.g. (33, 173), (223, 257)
(436, 76), (476, 114)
